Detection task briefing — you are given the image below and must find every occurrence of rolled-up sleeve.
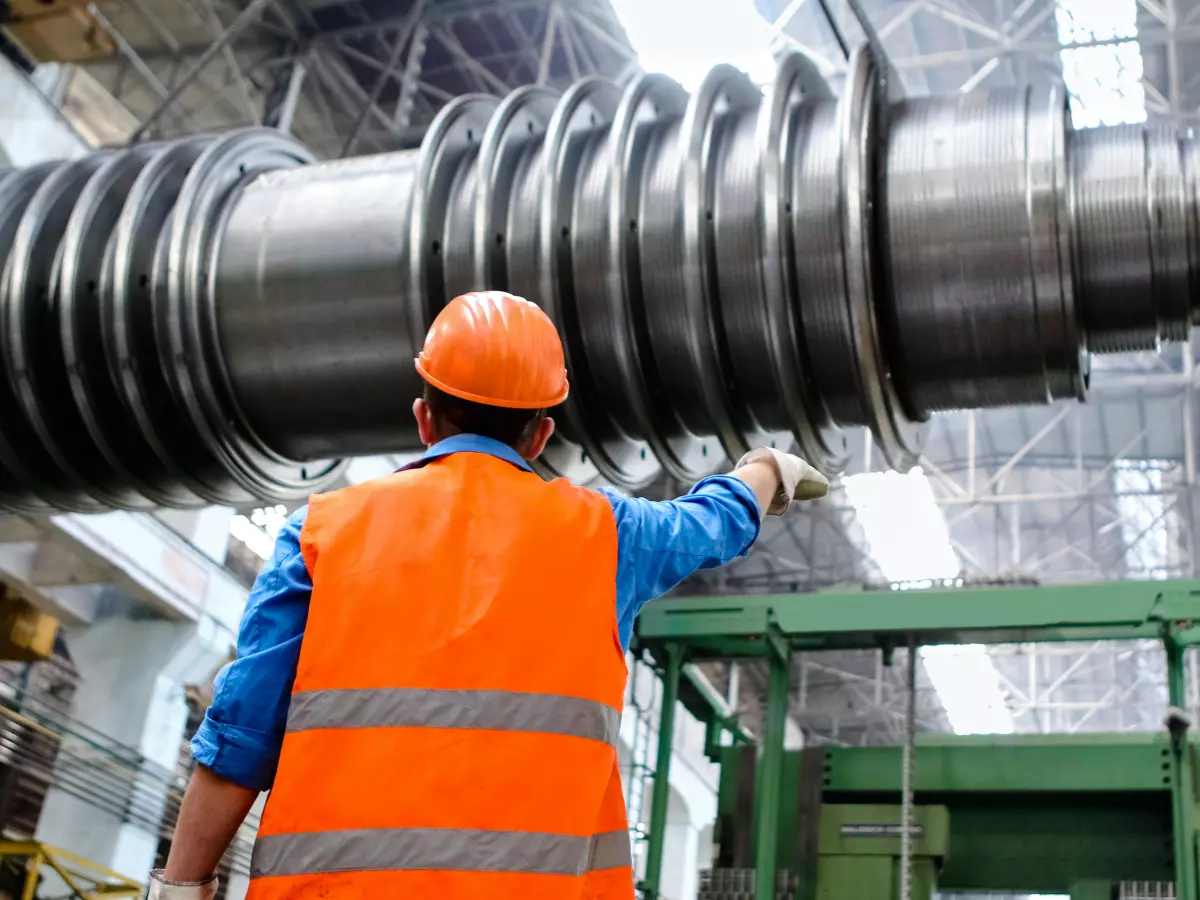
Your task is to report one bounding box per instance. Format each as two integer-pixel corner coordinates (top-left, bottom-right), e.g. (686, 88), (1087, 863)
(191, 506), (311, 791)
(600, 475), (761, 650)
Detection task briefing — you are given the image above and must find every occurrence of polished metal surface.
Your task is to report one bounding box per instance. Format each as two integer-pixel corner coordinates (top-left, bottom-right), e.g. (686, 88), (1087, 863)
(3, 43), (1200, 510)
(884, 86), (1081, 414)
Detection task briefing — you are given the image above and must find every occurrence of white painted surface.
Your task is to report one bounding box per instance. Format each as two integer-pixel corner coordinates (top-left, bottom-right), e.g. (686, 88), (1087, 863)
(0, 54), (86, 165)
(37, 618), (231, 880)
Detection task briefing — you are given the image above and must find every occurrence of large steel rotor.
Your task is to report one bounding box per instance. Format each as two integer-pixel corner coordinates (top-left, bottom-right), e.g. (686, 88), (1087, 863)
(0, 45), (1196, 512)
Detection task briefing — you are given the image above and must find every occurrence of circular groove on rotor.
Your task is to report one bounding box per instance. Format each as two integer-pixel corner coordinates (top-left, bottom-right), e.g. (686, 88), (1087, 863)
(495, 87), (597, 485)
(759, 54), (847, 473)
(410, 94), (499, 351)
(473, 85), (559, 291)
(60, 143), (173, 509)
(791, 96), (864, 429)
(542, 76), (661, 489)
(107, 134), (246, 505)
(3, 153), (118, 510)
(842, 44), (922, 469)
(0, 163), (61, 513)
(602, 73), (717, 483)
(680, 64), (763, 464)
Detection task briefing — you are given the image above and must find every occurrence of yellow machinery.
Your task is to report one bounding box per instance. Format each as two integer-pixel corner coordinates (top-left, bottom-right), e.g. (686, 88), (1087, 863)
(0, 841), (142, 900)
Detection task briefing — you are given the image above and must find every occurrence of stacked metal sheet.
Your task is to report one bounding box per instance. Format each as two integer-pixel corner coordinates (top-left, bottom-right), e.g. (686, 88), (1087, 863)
(698, 867), (799, 900)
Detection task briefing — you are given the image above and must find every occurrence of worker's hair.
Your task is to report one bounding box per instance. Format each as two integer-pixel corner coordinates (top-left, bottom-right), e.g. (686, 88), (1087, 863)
(423, 384), (547, 449)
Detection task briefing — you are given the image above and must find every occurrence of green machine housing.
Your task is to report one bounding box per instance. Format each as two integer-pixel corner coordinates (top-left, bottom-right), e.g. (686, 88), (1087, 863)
(710, 735), (1177, 899)
(633, 580), (1200, 900)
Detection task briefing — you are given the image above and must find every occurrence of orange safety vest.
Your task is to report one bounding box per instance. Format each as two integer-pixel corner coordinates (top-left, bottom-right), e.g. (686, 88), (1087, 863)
(246, 451), (634, 899)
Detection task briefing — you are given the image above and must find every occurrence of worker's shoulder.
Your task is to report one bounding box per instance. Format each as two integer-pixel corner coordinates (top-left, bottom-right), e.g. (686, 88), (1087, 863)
(539, 475), (621, 517)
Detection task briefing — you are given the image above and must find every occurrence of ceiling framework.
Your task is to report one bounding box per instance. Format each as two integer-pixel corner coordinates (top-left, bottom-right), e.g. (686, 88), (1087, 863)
(764, 0), (1200, 122)
(53, 0), (635, 157)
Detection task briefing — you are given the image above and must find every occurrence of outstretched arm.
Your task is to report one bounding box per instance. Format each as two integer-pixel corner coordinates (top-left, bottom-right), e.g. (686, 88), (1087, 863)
(603, 448), (830, 649)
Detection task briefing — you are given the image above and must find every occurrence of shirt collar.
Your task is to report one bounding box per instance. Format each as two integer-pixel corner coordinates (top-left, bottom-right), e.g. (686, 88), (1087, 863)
(398, 434), (534, 474)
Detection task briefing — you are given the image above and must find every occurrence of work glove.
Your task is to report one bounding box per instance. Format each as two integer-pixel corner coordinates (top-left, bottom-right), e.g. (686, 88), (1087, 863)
(147, 871), (218, 900)
(734, 447), (830, 515)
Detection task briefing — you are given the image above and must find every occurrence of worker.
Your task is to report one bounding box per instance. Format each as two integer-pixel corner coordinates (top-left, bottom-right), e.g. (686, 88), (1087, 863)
(149, 291), (828, 900)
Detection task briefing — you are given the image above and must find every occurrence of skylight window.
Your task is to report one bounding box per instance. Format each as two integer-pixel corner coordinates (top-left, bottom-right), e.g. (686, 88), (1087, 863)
(1056, 0), (1146, 128)
(607, 0), (776, 90)
(843, 468), (1015, 735)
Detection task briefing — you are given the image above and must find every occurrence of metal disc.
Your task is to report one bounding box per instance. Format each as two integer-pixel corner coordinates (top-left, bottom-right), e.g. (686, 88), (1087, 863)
(409, 94), (499, 347)
(679, 64), (764, 465)
(536, 78), (619, 484)
(60, 143), (176, 509)
(759, 53), (848, 472)
(602, 73), (720, 483)
(841, 44), (923, 470)
(107, 134), (247, 505)
(438, 96), (502, 300)
(167, 129), (345, 501)
(2, 154), (116, 511)
(540, 76), (662, 489)
(0, 164), (61, 513)
(473, 85), (559, 291)
(1027, 84), (1086, 403)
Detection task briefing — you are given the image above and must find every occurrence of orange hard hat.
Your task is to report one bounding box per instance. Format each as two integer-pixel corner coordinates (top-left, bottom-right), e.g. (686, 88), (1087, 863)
(414, 291), (569, 409)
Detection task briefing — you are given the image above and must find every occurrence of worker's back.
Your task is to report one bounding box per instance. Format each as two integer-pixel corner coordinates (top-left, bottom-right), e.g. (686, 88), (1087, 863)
(248, 451), (634, 900)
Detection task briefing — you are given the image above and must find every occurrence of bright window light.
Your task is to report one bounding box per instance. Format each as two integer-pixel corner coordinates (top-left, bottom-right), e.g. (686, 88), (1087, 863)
(920, 645), (1015, 735)
(1056, 0), (1146, 128)
(608, 0), (776, 90)
(843, 468), (959, 584)
(229, 504), (289, 561)
(844, 468), (1014, 735)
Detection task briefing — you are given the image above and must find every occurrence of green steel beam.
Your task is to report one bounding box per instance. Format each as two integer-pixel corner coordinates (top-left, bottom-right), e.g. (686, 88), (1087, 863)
(637, 580), (1200, 656)
(823, 734), (1174, 794)
(754, 647), (790, 900)
(1165, 628), (1198, 900)
(640, 642), (681, 900)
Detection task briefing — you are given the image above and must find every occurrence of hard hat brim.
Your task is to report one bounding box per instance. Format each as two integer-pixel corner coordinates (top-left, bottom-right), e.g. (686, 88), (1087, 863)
(414, 358), (568, 409)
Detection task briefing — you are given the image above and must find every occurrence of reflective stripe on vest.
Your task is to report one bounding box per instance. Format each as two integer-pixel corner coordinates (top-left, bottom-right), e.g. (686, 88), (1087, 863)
(286, 687), (621, 747)
(252, 827), (631, 880)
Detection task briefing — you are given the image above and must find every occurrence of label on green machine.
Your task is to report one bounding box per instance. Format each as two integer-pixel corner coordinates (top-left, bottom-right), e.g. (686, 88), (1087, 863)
(839, 824), (924, 838)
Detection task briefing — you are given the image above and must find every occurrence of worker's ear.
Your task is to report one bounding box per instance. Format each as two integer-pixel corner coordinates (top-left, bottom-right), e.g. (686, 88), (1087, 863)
(413, 397), (438, 448)
(521, 416), (556, 461)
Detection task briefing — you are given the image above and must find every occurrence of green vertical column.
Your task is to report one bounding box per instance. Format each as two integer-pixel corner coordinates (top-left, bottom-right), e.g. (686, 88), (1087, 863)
(755, 647), (791, 900)
(642, 643), (682, 900)
(1165, 631), (1198, 900)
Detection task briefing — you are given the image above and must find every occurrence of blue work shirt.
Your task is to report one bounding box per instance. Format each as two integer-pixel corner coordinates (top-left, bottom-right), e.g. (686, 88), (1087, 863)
(192, 434), (761, 790)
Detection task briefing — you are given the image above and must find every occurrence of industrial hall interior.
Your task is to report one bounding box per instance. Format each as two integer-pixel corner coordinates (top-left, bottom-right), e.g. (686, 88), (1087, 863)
(12, 0), (1200, 896)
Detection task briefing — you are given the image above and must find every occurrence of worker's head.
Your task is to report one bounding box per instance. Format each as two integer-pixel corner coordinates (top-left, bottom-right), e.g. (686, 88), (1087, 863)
(413, 291), (565, 459)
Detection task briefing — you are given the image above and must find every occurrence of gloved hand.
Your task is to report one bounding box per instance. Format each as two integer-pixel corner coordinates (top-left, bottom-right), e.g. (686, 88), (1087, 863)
(734, 448), (830, 515)
(148, 871), (218, 900)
